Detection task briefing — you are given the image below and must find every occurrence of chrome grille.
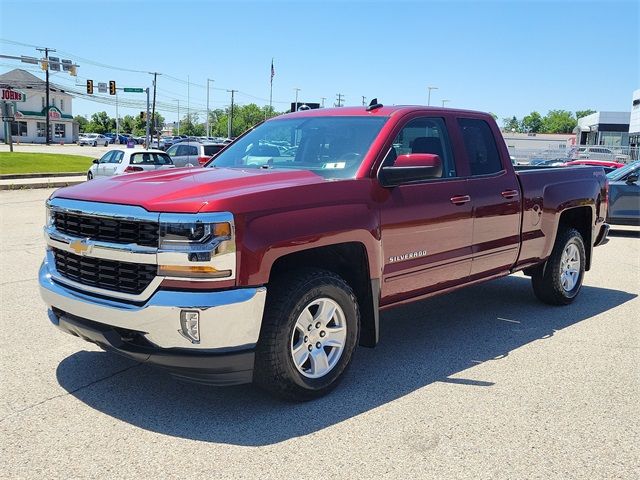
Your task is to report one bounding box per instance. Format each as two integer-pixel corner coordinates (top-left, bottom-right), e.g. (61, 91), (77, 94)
(53, 211), (158, 247)
(52, 248), (156, 295)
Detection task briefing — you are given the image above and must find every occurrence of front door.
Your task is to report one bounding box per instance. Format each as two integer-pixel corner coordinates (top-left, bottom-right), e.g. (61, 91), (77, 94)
(379, 116), (473, 305)
(95, 151), (114, 177)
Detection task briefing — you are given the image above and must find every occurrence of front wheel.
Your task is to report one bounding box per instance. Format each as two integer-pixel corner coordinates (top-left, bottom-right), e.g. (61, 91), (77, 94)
(531, 228), (586, 305)
(254, 269), (359, 401)
(93, 141), (97, 147)
(87, 171), (93, 180)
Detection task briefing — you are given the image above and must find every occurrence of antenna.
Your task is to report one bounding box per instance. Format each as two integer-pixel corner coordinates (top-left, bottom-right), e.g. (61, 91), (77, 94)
(366, 98), (383, 111)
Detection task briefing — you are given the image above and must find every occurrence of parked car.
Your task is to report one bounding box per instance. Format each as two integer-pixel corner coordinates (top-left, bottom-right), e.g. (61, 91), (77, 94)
(564, 159), (625, 174)
(103, 133), (116, 144)
(165, 141), (226, 167)
(573, 146), (630, 163)
(149, 138), (166, 149)
(78, 133), (109, 147)
(606, 160), (640, 226)
(86, 148), (174, 180)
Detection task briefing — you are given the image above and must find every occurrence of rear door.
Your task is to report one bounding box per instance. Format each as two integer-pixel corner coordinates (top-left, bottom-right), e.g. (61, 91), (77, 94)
(153, 152), (174, 170)
(456, 117), (522, 278)
(379, 115), (473, 305)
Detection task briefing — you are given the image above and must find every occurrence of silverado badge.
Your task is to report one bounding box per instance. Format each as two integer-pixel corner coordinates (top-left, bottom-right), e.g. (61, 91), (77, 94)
(388, 250), (427, 263)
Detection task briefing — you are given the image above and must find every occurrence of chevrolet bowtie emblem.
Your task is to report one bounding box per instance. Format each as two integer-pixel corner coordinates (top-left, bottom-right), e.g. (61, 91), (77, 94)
(69, 239), (92, 256)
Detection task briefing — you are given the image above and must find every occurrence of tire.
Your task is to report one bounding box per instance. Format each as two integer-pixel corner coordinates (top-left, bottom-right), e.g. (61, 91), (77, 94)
(531, 228), (586, 305)
(87, 171), (93, 180)
(93, 141), (97, 147)
(254, 269), (360, 401)
(104, 142), (108, 147)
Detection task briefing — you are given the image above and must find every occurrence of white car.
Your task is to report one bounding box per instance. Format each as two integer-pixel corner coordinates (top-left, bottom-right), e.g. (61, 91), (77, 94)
(87, 148), (175, 180)
(78, 133), (109, 147)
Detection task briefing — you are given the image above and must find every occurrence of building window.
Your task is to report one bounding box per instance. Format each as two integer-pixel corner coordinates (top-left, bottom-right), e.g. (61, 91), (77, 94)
(37, 122), (46, 137)
(60, 99), (64, 112)
(11, 121), (28, 136)
(54, 123), (66, 138)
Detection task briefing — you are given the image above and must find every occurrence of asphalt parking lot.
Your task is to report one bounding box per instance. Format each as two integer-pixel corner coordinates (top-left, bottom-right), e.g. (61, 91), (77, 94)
(1, 188), (638, 480)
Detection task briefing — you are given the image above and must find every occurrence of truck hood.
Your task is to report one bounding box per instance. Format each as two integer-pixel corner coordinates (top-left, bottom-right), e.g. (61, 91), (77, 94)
(53, 167), (327, 213)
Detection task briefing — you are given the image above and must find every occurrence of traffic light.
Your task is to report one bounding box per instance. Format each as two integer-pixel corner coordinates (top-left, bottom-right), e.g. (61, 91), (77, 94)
(40, 60), (48, 71)
(69, 65), (77, 77)
(109, 80), (116, 95)
(86, 80), (94, 95)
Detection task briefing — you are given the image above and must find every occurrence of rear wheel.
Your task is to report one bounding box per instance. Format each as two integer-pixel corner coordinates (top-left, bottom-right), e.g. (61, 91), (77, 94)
(93, 141), (97, 147)
(254, 269), (359, 401)
(531, 228), (585, 305)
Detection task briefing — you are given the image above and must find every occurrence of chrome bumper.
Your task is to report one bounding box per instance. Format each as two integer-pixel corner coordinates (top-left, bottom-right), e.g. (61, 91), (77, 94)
(39, 257), (267, 351)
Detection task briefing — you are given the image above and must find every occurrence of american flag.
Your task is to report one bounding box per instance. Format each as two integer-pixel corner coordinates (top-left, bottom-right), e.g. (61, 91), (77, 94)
(270, 59), (275, 83)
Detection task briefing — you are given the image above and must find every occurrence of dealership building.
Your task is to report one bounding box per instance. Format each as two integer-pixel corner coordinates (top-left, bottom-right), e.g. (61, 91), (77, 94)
(0, 69), (76, 144)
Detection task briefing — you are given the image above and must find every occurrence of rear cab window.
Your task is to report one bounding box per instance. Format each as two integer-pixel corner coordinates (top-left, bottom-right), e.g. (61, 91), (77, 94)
(457, 118), (503, 176)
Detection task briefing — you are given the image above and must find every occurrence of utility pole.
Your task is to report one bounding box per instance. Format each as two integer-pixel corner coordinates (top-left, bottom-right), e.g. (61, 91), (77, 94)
(335, 93), (344, 107)
(427, 86), (438, 106)
(361, 96), (367, 106)
(145, 87), (150, 148)
(207, 78), (213, 137)
(36, 47), (55, 145)
(115, 90), (119, 139)
(227, 89), (237, 139)
(293, 88), (301, 112)
(321, 97), (326, 108)
(187, 75), (190, 129)
(149, 72), (160, 146)
(173, 99), (180, 135)
(441, 99), (450, 108)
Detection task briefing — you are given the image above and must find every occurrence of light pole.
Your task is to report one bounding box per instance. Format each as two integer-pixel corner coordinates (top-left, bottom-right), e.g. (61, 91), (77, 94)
(206, 78), (213, 137)
(294, 88), (301, 111)
(441, 99), (450, 108)
(427, 86), (438, 106)
(173, 99), (180, 135)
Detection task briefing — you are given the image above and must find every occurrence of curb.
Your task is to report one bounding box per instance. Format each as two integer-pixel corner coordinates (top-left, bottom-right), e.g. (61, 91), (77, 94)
(0, 172), (84, 180)
(0, 179), (84, 191)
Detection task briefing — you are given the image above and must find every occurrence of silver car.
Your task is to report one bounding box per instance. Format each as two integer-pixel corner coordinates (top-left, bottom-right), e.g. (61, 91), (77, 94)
(87, 148), (175, 180)
(78, 133), (109, 147)
(165, 141), (226, 167)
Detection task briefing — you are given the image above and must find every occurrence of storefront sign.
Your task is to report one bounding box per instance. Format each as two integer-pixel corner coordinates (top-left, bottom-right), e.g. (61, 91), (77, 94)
(1, 88), (26, 102)
(48, 107), (62, 120)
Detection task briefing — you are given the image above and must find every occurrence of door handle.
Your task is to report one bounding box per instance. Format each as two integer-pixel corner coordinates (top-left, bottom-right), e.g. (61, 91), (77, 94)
(501, 190), (519, 199)
(450, 195), (471, 205)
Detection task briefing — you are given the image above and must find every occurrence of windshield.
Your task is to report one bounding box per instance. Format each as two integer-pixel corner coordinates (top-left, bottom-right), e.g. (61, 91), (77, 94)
(209, 116), (388, 179)
(607, 160), (639, 181)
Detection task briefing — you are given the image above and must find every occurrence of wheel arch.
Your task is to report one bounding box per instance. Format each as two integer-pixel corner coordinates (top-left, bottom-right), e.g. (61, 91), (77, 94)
(269, 242), (380, 347)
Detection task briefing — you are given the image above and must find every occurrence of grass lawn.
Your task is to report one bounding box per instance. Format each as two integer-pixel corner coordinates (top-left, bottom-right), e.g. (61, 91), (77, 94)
(0, 152), (93, 174)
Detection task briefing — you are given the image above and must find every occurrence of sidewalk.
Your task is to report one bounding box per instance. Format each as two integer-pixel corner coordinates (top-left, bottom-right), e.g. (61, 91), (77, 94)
(0, 175), (85, 190)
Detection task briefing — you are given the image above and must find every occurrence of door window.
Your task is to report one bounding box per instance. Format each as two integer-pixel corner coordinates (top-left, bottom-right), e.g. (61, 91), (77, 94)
(99, 151), (115, 163)
(186, 145), (199, 156)
(387, 117), (456, 178)
(458, 118), (503, 176)
(110, 151), (124, 163)
(154, 153), (173, 165)
(166, 145), (179, 156)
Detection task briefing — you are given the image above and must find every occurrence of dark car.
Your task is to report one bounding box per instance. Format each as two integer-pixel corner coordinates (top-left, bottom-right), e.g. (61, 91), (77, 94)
(606, 160), (640, 226)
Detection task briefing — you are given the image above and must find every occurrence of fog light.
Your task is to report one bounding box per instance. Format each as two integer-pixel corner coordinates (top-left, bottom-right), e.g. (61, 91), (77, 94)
(179, 310), (200, 344)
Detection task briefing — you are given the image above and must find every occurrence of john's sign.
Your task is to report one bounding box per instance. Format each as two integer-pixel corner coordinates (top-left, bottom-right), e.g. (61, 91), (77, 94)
(1, 89), (26, 102)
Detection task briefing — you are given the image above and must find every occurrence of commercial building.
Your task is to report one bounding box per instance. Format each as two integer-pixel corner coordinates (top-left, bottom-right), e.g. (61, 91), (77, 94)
(0, 69), (75, 144)
(502, 132), (575, 151)
(575, 111), (630, 147)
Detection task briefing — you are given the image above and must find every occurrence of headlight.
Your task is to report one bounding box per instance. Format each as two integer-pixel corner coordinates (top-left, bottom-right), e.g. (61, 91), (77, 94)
(158, 213), (235, 280)
(45, 206), (54, 228)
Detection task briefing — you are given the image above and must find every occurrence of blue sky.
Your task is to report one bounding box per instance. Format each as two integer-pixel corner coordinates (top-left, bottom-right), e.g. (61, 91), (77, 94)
(1, 0), (638, 125)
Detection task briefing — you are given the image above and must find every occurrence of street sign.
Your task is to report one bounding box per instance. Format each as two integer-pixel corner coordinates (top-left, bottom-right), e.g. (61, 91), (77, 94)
(1, 88), (27, 102)
(124, 88), (144, 93)
(98, 82), (107, 93)
(49, 57), (60, 71)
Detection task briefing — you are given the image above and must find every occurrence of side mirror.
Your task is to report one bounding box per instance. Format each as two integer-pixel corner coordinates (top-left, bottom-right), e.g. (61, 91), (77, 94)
(92, 158), (100, 164)
(626, 173), (639, 184)
(380, 153), (442, 187)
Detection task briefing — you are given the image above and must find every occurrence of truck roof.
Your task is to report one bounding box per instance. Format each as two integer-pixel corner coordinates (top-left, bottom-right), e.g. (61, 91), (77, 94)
(278, 105), (490, 119)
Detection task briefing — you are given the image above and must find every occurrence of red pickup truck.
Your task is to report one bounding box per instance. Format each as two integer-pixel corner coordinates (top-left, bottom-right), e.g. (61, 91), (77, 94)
(40, 104), (610, 400)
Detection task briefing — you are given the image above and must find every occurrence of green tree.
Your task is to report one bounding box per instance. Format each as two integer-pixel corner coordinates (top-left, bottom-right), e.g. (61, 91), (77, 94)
(542, 110), (577, 134)
(177, 113), (206, 136)
(503, 116), (521, 132)
(120, 115), (135, 134)
(84, 111), (115, 134)
(521, 111), (544, 133)
(575, 109), (596, 120)
(73, 115), (88, 133)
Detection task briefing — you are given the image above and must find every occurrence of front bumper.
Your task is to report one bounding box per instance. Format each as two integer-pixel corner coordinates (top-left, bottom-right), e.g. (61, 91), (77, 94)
(39, 258), (266, 385)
